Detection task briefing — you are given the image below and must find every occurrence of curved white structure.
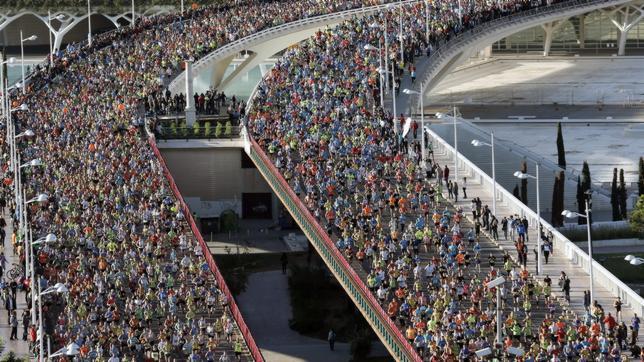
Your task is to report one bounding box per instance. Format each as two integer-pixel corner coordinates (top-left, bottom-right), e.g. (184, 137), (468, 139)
(0, 7), (173, 53)
(167, 0), (419, 95)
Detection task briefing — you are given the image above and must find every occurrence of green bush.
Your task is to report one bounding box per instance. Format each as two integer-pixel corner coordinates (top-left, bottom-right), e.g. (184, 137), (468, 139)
(350, 327), (373, 362)
(560, 224), (640, 242)
(215, 122), (223, 138)
(224, 121), (233, 137)
(204, 122), (211, 137)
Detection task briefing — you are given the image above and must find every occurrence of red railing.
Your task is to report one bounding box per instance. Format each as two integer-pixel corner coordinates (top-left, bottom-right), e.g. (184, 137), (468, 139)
(248, 137), (422, 362)
(148, 138), (265, 362)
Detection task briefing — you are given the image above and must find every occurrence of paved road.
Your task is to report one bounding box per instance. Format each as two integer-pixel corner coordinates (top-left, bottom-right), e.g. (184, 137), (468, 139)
(0, 212), (30, 358)
(236, 270), (354, 362)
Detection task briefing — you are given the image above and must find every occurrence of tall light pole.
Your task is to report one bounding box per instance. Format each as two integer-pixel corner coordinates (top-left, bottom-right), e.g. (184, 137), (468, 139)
(453, 106), (459, 182)
(1, 57), (16, 120)
(131, 0), (136, 26)
(425, 0), (430, 44)
(365, 42), (384, 107)
(398, 0), (404, 63)
(488, 276), (505, 346)
(181, 0), (184, 14)
(471, 132), (496, 215)
(514, 164), (541, 275)
(23, 192), (48, 325)
(87, 0), (92, 46)
(47, 13), (65, 65)
(562, 198), (593, 302)
(20, 31), (38, 94)
(403, 82), (425, 169)
(37, 280), (67, 361)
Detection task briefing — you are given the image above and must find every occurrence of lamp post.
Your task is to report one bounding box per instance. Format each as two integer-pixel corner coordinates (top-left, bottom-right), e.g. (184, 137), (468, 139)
(30, 231), (55, 329)
(403, 83), (425, 169)
(37, 281), (68, 361)
(514, 164), (541, 275)
(49, 342), (80, 359)
(47, 13), (65, 65)
(131, 0), (136, 26)
(23, 193), (48, 325)
(398, 0), (404, 63)
(453, 106), (459, 182)
(624, 255), (644, 266)
(471, 133), (496, 215)
(1, 57), (16, 120)
(20, 31), (38, 94)
(488, 276), (505, 346)
(364, 42), (385, 107)
(87, 0), (92, 46)
(562, 199), (593, 302)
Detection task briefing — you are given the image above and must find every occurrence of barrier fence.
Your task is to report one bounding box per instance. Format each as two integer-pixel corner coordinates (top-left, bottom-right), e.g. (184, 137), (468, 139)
(246, 136), (422, 362)
(426, 126), (644, 317)
(148, 137), (265, 362)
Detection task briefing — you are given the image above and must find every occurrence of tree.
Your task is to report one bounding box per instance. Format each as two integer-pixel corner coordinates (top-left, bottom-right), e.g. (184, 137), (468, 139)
(576, 175), (585, 225)
(611, 168), (620, 221)
(577, 161), (592, 225)
(520, 160), (528, 206)
(630, 195), (644, 238)
(551, 171), (565, 227)
(639, 156), (643, 196)
(619, 168), (628, 219)
(556, 122), (566, 169)
(513, 184), (520, 200)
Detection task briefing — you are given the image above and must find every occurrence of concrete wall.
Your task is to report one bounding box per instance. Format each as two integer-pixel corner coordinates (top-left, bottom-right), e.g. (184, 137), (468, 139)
(160, 147), (278, 219)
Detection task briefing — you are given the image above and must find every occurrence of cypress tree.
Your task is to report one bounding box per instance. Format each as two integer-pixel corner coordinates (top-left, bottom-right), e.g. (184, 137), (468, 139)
(619, 168), (628, 219)
(513, 184), (520, 200)
(551, 173), (560, 226)
(611, 168), (620, 221)
(581, 161), (592, 225)
(557, 170), (565, 226)
(576, 175), (585, 225)
(520, 160), (528, 206)
(556, 122), (566, 169)
(639, 156), (644, 196)
(551, 171), (565, 227)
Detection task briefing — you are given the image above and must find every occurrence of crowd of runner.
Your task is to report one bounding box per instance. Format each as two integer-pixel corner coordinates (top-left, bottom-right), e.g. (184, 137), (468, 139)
(246, 1), (644, 361)
(3, 0), (408, 360)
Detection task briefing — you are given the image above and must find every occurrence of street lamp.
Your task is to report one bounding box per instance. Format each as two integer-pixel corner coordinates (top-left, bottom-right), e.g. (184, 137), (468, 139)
(37, 281), (69, 361)
(403, 84), (426, 170)
(364, 43), (385, 107)
(436, 107), (461, 182)
(87, 0), (93, 46)
(47, 13), (66, 65)
(49, 342), (79, 358)
(562, 202), (593, 303)
(33, 233), (57, 246)
(20, 31), (38, 94)
(471, 134), (496, 215)
(377, 65), (397, 128)
(625, 255), (644, 266)
(1, 57), (16, 120)
(487, 276), (505, 345)
(20, 158), (43, 168)
(514, 165), (542, 275)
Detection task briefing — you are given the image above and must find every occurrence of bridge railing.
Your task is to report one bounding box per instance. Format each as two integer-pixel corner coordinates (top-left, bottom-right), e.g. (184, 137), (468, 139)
(245, 135), (422, 362)
(426, 125), (644, 317)
(148, 137), (265, 362)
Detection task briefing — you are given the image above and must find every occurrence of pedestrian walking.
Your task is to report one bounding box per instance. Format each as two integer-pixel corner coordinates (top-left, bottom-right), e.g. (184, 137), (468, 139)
(328, 329), (336, 351)
(9, 311), (18, 340)
(280, 252), (288, 275)
(462, 177), (467, 199)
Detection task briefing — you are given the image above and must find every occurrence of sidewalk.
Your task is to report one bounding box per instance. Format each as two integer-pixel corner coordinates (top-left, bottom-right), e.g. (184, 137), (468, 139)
(1, 211), (30, 358)
(429, 139), (644, 344)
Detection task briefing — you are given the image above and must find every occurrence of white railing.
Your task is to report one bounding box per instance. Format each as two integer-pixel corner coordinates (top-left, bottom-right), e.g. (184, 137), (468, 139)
(168, 0), (421, 93)
(427, 125), (644, 317)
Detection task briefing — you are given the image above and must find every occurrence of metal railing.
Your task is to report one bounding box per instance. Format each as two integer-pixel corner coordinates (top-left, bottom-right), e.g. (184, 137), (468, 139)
(155, 125), (242, 140)
(426, 126), (644, 317)
(148, 138), (265, 362)
(245, 135), (422, 362)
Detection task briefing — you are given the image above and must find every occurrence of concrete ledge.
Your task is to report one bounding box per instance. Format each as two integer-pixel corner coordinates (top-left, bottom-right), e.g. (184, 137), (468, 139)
(575, 238), (644, 248)
(156, 138), (244, 149)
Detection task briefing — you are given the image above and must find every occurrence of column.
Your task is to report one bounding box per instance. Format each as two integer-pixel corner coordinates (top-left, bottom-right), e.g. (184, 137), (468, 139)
(607, 4), (644, 56)
(541, 19), (568, 57)
(578, 14), (586, 49)
(185, 61), (197, 126)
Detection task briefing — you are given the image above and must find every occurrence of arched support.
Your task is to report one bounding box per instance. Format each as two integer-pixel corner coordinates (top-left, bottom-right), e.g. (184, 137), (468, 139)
(603, 1), (644, 55)
(541, 18), (569, 56)
(210, 54), (235, 90)
(218, 48), (275, 91)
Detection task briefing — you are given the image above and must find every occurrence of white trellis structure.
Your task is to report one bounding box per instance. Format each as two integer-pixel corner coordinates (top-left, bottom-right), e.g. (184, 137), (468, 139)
(0, 6), (174, 53)
(601, 0), (644, 55)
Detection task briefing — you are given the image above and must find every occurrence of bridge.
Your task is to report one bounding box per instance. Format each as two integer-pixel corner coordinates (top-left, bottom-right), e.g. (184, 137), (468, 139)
(145, 0), (644, 359)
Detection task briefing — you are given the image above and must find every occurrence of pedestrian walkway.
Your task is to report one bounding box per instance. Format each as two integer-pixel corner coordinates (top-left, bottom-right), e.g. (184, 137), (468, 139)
(0, 212), (30, 358)
(428, 135), (644, 344)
